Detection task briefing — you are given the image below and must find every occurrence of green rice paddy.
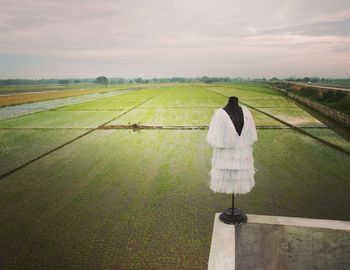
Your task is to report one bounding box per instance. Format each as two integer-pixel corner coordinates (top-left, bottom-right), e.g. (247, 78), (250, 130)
(0, 83), (349, 269)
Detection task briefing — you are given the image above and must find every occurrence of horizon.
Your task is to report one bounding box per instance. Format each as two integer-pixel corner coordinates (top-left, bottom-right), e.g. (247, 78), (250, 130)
(1, 0), (349, 79)
(1, 75), (350, 81)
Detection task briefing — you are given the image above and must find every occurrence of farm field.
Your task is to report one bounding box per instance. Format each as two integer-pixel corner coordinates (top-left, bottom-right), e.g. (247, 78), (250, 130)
(0, 83), (107, 94)
(0, 83), (150, 107)
(0, 83), (349, 269)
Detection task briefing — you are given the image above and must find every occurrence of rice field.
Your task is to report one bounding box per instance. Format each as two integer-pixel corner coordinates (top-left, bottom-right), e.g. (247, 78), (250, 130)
(0, 83), (147, 107)
(0, 86), (148, 121)
(0, 83), (349, 269)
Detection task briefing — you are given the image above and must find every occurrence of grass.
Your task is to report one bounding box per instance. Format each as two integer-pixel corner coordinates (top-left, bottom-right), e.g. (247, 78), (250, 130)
(205, 85), (281, 99)
(299, 127), (350, 152)
(258, 107), (327, 127)
(0, 129), (87, 175)
(138, 86), (226, 108)
(0, 110), (127, 128)
(57, 88), (164, 111)
(0, 83), (349, 269)
(240, 98), (298, 108)
(109, 108), (216, 126)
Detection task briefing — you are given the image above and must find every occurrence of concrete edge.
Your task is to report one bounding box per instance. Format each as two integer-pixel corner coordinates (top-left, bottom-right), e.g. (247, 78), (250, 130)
(208, 213), (235, 270)
(246, 213), (350, 231)
(208, 213), (350, 270)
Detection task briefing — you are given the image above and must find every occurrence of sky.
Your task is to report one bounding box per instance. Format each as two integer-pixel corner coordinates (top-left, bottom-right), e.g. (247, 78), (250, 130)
(0, 0), (349, 79)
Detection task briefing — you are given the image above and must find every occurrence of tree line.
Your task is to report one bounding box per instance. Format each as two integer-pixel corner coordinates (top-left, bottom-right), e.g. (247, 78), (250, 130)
(0, 76), (244, 86)
(1, 76), (350, 86)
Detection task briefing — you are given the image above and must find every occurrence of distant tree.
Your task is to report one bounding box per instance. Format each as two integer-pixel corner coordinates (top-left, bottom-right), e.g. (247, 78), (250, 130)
(134, 77), (143, 83)
(95, 76), (108, 86)
(58, 79), (70, 85)
(150, 77), (160, 83)
(116, 78), (126, 84)
(199, 76), (218, 83)
(159, 78), (169, 83)
(199, 76), (209, 83)
(310, 77), (320, 83)
(302, 77), (310, 83)
(73, 79), (80, 83)
(285, 76), (296, 81)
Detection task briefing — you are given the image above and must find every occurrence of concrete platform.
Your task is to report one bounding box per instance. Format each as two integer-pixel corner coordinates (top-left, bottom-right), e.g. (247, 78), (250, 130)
(208, 213), (350, 270)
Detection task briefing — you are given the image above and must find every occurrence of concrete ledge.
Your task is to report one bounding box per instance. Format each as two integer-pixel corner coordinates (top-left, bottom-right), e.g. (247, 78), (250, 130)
(208, 213), (350, 270)
(247, 214), (350, 231)
(208, 213), (235, 270)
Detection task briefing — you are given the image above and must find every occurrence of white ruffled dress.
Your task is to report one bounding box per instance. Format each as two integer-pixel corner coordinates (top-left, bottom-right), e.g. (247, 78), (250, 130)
(206, 106), (258, 194)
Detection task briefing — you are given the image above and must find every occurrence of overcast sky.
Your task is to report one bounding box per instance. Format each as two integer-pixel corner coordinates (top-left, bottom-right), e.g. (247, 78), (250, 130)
(0, 0), (349, 79)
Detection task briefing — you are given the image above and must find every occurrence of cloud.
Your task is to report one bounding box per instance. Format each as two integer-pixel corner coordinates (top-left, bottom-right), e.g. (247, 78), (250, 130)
(257, 17), (350, 37)
(0, 0), (349, 78)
